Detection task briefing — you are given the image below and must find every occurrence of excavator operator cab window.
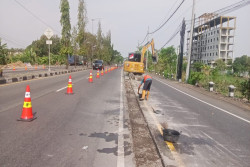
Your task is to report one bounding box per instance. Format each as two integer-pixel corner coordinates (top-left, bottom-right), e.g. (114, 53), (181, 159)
(128, 53), (141, 62)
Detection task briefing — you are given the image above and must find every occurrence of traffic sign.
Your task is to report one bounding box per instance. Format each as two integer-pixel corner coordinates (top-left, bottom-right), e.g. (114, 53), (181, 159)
(44, 28), (54, 39)
(46, 40), (52, 45)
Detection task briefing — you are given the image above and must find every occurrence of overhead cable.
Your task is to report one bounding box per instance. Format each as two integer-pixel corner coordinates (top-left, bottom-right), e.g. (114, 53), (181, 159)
(149, 0), (185, 35)
(139, 0), (185, 46)
(14, 0), (60, 34)
(160, 23), (182, 49)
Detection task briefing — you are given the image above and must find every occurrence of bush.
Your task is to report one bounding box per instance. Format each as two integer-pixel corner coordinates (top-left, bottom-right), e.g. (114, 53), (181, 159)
(188, 71), (206, 85)
(239, 79), (250, 100)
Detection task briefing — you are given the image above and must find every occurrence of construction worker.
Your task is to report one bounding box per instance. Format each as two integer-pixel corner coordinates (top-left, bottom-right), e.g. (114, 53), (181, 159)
(138, 74), (152, 101)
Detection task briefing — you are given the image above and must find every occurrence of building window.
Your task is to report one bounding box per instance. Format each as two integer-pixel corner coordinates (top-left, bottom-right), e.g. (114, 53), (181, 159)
(211, 39), (212, 42)
(210, 53), (211, 56)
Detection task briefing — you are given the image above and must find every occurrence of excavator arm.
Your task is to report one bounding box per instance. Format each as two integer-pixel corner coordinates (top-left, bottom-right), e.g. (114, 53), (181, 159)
(141, 39), (157, 63)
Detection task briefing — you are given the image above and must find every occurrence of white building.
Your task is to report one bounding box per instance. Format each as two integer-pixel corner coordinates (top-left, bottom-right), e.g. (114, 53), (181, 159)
(187, 13), (236, 67)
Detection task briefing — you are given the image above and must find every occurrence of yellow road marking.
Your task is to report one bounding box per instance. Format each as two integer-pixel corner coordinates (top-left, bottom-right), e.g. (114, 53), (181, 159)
(143, 101), (185, 167)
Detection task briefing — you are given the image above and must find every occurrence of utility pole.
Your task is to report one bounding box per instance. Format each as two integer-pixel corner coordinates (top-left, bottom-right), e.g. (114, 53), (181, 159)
(186, 0), (195, 82)
(177, 19), (186, 82)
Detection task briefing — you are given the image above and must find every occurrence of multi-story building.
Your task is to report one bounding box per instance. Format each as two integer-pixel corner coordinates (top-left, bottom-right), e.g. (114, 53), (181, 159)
(187, 13), (236, 67)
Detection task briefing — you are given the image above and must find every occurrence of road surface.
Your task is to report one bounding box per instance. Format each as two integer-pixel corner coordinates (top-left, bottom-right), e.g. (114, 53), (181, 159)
(0, 68), (134, 167)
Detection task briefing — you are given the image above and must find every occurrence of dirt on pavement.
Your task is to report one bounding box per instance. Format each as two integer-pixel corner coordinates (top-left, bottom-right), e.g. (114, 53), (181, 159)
(124, 79), (164, 167)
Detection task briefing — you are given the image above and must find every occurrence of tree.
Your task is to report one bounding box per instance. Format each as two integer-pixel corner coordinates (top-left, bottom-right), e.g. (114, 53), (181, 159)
(60, 0), (72, 68)
(233, 55), (250, 75)
(26, 35), (61, 57)
(96, 21), (103, 60)
(0, 39), (8, 65)
(77, 0), (87, 46)
(157, 46), (177, 75)
(215, 59), (226, 71)
(102, 30), (113, 63)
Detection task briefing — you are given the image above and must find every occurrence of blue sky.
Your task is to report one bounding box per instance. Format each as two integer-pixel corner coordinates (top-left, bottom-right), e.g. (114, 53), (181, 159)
(0, 0), (249, 58)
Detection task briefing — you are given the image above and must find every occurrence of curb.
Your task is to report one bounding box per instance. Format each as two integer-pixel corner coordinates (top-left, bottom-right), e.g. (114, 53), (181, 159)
(0, 68), (87, 85)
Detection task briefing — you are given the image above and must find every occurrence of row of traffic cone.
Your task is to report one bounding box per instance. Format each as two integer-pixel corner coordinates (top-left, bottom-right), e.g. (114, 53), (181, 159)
(13, 65), (46, 71)
(17, 66), (118, 122)
(88, 67), (116, 83)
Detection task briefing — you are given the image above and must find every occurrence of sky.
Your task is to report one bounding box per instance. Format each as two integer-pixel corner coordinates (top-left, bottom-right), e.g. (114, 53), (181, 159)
(0, 0), (250, 59)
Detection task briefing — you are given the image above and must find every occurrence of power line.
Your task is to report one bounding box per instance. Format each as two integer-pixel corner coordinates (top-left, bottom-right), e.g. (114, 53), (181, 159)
(0, 33), (26, 48)
(14, 0), (60, 34)
(139, 0), (185, 46)
(160, 23), (182, 49)
(149, 0), (185, 35)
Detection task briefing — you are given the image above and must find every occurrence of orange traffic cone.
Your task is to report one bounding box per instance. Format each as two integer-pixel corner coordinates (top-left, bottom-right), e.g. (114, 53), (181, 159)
(25, 65), (27, 70)
(96, 69), (100, 78)
(105, 68), (107, 74)
(66, 75), (73, 94)
(18, 85), (37, 122)
(101, 68), (104, 76)
(89, 70), (93, 83)
(108, 68), (110, 73)
(13, 66), (16, 71)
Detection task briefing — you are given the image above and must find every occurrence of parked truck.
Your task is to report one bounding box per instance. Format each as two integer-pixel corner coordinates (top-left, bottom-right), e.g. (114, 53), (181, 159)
(68, 55), (84, 66)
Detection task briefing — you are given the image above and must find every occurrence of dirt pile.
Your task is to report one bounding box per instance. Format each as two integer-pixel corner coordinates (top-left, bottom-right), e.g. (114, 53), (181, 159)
(2, 61), (26, 69)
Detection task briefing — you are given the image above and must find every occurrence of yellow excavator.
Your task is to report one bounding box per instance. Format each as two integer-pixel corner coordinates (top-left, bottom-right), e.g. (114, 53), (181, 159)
(123, 39), (157, 74)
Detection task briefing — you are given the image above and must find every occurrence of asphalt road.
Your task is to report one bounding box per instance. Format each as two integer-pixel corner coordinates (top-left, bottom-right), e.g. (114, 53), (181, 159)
(0, 68), (132, 167)
(144, 76), (250, 167)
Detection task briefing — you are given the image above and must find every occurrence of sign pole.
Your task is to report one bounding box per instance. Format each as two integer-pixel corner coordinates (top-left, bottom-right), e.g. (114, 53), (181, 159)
(44, 28), (54, 72)
(49, 43), (51, 72)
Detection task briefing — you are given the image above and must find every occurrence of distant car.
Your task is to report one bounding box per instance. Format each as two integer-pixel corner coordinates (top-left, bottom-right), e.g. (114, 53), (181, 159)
(93, 60), (104, 70)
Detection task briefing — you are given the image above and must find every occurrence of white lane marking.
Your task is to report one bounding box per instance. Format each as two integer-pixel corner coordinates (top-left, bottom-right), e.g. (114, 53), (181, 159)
(117, 70), (125, 167)
(154, 78), (250, 124)
(201, 132), (239, 159)
(56, 86), (67, 92)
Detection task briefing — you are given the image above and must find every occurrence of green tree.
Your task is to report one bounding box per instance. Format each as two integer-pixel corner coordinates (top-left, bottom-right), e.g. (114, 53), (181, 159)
(60, 0), (72, 68)
(233, 55), (250, 75)
(102, 30), (113, 63)
(77, 0), (87, 47)
(156, 46), (177, 76)
(215, 59), (226, 71)
(96, 21), (103, 60)
(26, 35), (61, 57)
(0, 39), (8, 65)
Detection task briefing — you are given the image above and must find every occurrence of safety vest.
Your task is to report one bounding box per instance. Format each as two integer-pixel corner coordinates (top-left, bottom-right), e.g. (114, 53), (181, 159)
(143, 75), (152, 83)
